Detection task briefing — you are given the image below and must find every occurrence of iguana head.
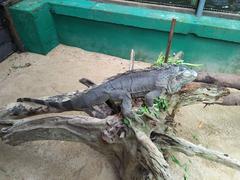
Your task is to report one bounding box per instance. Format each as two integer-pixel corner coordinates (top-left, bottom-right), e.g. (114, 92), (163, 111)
(167, 65), (198, 93)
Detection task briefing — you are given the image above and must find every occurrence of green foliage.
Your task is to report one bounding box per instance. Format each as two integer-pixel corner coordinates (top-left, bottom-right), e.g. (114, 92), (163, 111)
(171, 155), (182, 166)
(123, 117), (131, 127)
(136, 97), (169, 119)
(137, 105), (151, 116)
(154, 53), (182, 66)
(136, 105), (158, 120)
(153, 97), (169, 111)
(153, 52), (202, 67)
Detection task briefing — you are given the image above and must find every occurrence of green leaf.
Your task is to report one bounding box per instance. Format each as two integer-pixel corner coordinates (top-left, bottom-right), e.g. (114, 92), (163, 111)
(184, 174), (188, 180)
(137, 105), (150, 116)
(171, 155), (182, 167)
(153, 52), (202, 67)
(123, 118), (130, 126)
(171, 155), (190, 180)
(182, 62), (203, 67)
(153, 97), (169, 111)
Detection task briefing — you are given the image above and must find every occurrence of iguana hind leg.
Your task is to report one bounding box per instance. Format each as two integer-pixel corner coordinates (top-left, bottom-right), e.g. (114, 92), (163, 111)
(107, 90), (133, 118)
(79, 78), (120, 114)
(84, 106), (107, 119)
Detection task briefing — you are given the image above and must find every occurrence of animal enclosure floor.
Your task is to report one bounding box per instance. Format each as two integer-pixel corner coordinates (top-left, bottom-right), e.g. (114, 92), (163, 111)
(0, 44), (239, 180)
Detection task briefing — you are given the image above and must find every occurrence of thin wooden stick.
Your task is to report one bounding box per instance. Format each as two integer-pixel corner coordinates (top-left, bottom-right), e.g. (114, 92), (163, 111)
(129, 49), (135, 71)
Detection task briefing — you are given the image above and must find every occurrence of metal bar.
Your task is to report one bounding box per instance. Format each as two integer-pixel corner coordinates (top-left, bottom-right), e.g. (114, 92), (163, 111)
(196, 0), (206, 17)
(101, 0), (240, 20)
(164, 18), (176, 63)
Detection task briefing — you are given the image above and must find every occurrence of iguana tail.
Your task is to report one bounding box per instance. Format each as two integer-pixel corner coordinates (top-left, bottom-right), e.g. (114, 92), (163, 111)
(17, 98), (73, 110)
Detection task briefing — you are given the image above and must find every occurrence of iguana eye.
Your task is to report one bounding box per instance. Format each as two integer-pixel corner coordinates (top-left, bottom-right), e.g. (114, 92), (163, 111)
(183, 70), (192, 77)
(175, 75), (182, 80)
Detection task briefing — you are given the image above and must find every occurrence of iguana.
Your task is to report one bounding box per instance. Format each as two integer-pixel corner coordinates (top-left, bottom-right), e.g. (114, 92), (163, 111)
(17, 65), (197, 118)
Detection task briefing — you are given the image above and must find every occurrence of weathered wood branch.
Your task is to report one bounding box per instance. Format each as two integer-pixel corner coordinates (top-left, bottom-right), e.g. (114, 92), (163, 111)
(196, 72), (240, 90)
(210, 92), (240, 106)
(0, 115), (170, 180)
(178, 82), (230, 106)
(0, 115), (107, 148)
(135, 130), (170, 179)
(1, 113), (240, 180)
(151, 132), (240, 170)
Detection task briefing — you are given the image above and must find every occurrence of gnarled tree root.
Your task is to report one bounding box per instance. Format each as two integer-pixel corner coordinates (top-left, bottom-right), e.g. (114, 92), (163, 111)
(0, 115), (170, 180)
(1, 115), (240, 180)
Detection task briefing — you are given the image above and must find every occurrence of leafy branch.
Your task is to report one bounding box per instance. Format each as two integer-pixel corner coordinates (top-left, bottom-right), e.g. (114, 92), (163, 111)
(153, 52), (202, 67)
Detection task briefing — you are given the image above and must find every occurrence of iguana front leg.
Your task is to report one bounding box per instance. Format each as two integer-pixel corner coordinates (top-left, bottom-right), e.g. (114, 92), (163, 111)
(107, 90), (145, 125)
(144, 89), (168, 130)
(145, 89), (166, 107)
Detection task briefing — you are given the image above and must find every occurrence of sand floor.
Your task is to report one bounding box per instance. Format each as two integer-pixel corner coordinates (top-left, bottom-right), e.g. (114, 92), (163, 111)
(0, 45), (239, 180)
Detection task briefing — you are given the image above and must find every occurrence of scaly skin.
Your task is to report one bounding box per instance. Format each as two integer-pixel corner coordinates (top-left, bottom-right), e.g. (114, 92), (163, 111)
(17, 65), (197, 118)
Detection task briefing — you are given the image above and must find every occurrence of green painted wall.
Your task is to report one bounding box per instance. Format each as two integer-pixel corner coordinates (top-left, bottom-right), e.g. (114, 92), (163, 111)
(9, 1), (58, 54)
(9, 0), (240, 73)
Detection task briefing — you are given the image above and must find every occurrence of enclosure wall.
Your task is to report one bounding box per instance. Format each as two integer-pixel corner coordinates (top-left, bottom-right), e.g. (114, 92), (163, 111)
(9, 0), (240, 72)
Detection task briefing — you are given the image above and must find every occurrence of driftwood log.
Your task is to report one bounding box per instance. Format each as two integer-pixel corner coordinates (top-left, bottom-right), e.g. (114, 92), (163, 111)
(195, 72), (240, 106)
(1, 79), (240, 180)
(196, 71), (240, 90)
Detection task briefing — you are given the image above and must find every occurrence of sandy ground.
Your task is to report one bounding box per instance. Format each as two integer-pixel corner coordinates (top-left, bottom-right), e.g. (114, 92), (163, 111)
(0, 44), (239, 180)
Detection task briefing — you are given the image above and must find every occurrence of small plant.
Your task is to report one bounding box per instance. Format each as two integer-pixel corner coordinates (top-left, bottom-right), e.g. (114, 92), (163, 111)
(137, 105), (151, 116)
(153, 97), (169, 112)
(153, 52), (202, 67)
(136, 97), (169, 119)
(122, 117), (131, 127)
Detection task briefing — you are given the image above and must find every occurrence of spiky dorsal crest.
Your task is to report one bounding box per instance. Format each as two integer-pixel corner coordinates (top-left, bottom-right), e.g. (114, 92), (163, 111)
(103, 64), (176, 83)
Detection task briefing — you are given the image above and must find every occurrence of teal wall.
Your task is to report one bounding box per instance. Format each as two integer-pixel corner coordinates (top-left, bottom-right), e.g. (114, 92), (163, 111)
(9, 0), (240, 73)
